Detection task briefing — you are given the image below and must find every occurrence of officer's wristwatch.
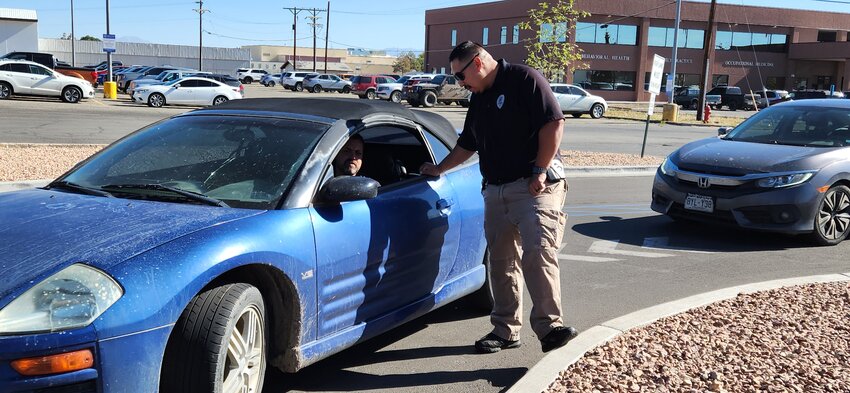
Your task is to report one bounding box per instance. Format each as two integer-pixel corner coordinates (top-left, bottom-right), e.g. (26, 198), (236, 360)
(532, 166), (548, 175)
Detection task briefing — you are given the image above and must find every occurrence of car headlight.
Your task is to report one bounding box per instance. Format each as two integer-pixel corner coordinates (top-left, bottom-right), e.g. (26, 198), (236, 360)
(0, 264), (123, 334)
(136, 89), (149, 94)
(756, 172), (815, 188)
(659, 156), (678, 177)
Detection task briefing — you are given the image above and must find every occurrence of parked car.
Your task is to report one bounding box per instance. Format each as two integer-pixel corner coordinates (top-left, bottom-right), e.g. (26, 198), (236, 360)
(205, 73), (244, 91)
(707, 85), (746, 111)
(404, 74), (470, 108)
(118, 66), (178, 93)
(0, 59), (95, 103)
(236, 68), (268, 84)
(651, 99), (850, 245)
(550, 83), (607, 118)
(790, 89), (845, 100)
(674, 87), (722, 110)
(376, 75), (434, 103)
(0, 51), (99, 87)
(132, 77), (243, 107)
(303, 73), (352, 93)
(281, 71), (318, 92)
(85, 60), (124, 70)
(260, 73), (282, 87)
(0, 98), (487, 392)
(350, 75), (396, 99)
(128, 69), (200, 96)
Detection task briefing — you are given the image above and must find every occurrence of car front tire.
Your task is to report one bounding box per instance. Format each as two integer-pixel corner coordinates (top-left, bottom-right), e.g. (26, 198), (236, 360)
(342, 85), (351, 94)
(366, 89), (376, 100)
(160, 283), (267, 393)
(312, 85), (322, 93)
(148, 93), (165, 107)
(62, 86), (82, 103)
(295, 82), (303, 92)
(243, 77), (253, 84)
(811, 185), (850, 246)
(390, 91), (401, 103)
(422, 91), (437, 108)
(212, 95), (229, 106)
(268, 81), (275, 87)
(0, 82), (11, 99)
(590, 103), (605, 119)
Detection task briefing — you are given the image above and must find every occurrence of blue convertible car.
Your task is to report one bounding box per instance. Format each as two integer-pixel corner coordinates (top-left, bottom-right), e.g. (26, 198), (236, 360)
(0, 98), (487, 392)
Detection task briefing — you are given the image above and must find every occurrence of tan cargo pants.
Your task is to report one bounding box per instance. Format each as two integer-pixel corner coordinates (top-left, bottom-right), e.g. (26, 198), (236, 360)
(483, 177), (568, 340)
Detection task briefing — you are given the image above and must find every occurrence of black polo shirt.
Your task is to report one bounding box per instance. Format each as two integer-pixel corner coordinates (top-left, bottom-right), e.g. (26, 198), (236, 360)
(456, 59), (564, 185)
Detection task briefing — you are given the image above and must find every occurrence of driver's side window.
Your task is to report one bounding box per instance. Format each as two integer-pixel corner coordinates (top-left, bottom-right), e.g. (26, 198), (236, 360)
(356, 126), (432, 189)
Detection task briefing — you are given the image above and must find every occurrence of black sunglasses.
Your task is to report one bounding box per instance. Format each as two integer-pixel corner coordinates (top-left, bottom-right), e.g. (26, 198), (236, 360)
(453, 54), (479, 81)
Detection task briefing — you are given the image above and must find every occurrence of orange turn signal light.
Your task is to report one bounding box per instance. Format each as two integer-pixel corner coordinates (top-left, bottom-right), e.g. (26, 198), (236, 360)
(10, 349), (94, 376)
(817, 185), (830, 193)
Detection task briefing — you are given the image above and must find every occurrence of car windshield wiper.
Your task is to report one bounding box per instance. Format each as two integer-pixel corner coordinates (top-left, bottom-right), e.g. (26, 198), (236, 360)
(101, 183), (229, 207)
(45, 180), (114, 197)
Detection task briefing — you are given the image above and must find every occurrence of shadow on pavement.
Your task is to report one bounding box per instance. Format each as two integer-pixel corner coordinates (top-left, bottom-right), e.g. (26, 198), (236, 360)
(265, 295), (497, 392)
(571, 214), (818, 252)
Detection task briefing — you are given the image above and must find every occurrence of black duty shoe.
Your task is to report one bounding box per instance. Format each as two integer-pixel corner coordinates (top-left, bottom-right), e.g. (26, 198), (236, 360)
(474, 333), (521, 353)
(540, 326), (578, 353)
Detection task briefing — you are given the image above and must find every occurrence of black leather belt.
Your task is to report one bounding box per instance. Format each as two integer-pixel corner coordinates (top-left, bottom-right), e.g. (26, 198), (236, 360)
(486, 176), (523, 186)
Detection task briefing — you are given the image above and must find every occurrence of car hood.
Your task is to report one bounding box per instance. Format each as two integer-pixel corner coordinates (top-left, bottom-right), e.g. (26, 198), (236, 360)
(673, 137), (841, 174)
(0, 189), (264, 302)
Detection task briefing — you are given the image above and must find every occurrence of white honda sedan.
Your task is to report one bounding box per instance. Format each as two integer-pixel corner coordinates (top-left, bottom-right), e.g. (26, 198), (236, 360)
(550, 83), (607, 119)
(132, 77), (243, 107)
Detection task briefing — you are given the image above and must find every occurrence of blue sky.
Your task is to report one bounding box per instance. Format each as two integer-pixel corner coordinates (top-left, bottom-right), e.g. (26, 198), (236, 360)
(2, 0), (849, 51)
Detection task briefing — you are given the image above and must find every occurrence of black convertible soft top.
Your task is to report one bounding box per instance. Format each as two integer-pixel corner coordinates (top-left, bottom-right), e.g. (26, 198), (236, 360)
(193, 98), (459, 144)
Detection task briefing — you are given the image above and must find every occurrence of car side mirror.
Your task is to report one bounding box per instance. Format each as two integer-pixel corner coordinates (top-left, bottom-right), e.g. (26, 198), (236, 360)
(718, 127), (731, 137)
(319, 176), (379, 203)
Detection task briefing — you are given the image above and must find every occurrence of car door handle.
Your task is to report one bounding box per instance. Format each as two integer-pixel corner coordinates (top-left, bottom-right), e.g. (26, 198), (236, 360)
(436, 198), (454, 210)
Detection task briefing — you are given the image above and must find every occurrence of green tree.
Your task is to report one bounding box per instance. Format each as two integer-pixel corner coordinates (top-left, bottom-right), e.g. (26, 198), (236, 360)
(393, 51), (424, 73)
(80, 35), (101, 42)
(518, 0), (589, 80)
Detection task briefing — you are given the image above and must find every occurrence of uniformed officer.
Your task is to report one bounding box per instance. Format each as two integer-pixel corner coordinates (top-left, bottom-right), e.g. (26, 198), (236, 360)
(420, 41), (576, 353)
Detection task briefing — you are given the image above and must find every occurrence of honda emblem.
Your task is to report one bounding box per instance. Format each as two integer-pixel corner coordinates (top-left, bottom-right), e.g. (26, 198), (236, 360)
(697, 177), (710, 188)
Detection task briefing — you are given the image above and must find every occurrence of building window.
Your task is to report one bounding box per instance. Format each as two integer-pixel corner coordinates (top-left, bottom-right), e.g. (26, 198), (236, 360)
(441, 67), (446, 74)
(577, 22), (637, 45)
(483, 27), (489, 45)
(540, 22), (568, 43)
(818, 30), (837, 42)
(501, 26), (507, 44)
(765, 77), (785, 90)
(648, 27), (703, 49)
(715, 31), (787, 52)
(513, 25), (519, 44)
(712, 74), (729, 87)
(644, 72), (701, 91)
(451, 29), (457, 47)
(574, 70), (636, 91)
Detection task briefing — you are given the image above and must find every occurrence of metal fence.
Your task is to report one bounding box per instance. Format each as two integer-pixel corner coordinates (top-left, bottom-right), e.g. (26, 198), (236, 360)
(39, 38), (250, 76)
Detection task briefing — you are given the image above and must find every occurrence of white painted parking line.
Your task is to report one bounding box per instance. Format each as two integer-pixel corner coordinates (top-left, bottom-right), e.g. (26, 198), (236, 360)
(565, 203), (653, 217)
(558, 253), (621, 263)
(588, 240), (674, 258)
(642, 236), (716, 254)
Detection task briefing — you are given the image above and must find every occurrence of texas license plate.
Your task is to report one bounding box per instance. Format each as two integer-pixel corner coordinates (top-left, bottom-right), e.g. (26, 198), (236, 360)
(684, 193), (714, 213)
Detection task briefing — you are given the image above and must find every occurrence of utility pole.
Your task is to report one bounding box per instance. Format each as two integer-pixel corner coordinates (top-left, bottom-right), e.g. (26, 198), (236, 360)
(324, 1), (329, 74)
(106, 0), (112, 83)
(698, 0), (718, 121)
(668, 0), (682, 103)
(194, 1), (209, 71)
(284, 7), (302, 70)
(305, 8), (325, 72)
(70, 0), (76, 66)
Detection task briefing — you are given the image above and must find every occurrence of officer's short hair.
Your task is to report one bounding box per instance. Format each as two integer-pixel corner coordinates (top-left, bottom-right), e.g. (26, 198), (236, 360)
(449, 41), (483, 63)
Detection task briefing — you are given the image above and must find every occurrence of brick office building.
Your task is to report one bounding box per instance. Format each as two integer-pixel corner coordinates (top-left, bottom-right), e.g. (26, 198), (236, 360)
(425, 0), (850, 101)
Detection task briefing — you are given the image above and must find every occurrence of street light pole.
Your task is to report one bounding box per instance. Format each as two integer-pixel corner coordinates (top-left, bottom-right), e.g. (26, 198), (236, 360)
(70, 0), (76, 67)
(668, 0), (682, 103)
(194, 1), (209, 71)
(106, 0), (112, 83)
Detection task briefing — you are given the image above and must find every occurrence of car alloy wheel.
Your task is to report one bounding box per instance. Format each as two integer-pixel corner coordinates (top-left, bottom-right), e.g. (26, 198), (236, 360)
(366, 90), (376, 100)
(342, 86), (351, 94)
(295, 83), (303, 92)
(812, 185), (850, 245)
(590, 103), (605, 119)
(268, 81), (275, 87)
(0, 82), (11, 99)
(213, 96), (229, 106)
(312, 85), (322, 93)
(62, 86), (82, 103)
(160, 283), (266, 393)
(423, 91), (437, 107)
(389, 91), (401, 103)
(148, 93), (165, 107)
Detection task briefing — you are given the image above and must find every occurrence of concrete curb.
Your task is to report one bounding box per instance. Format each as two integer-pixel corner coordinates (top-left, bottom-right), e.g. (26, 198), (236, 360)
(0, 167), (659, 194)
(507, 272), (850, 393)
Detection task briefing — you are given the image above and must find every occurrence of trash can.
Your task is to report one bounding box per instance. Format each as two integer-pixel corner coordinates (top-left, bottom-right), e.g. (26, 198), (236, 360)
(103, 81), (117, 99)
(662, 103), (678, 122)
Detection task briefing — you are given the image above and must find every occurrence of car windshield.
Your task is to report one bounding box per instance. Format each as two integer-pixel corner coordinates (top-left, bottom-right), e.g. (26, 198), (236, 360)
(430, 75), (446, 84)
(725, 106), (850, 147)
(59, 115), (328, 209)
(396, 76), (410, 84)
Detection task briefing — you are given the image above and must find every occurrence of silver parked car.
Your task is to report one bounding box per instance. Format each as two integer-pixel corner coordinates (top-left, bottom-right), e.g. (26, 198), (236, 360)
(651, 99), (850, 245)
(303, 74), (352, 94)
(549, 83), (607, 119)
